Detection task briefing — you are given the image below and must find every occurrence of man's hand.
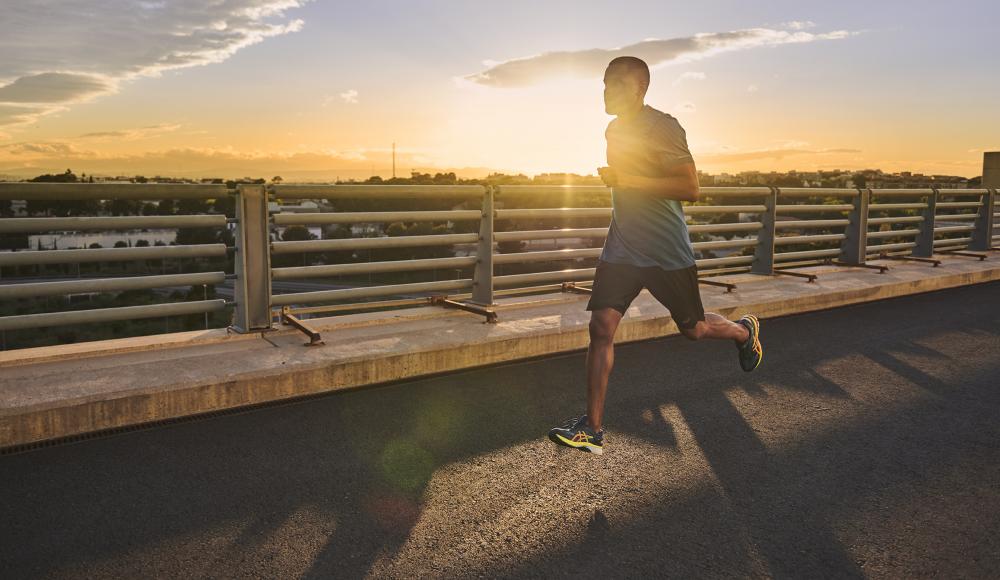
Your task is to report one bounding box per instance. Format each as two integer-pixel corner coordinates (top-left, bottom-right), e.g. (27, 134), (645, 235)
(598, 162), (700, 202)
(597, 166), (619, 188)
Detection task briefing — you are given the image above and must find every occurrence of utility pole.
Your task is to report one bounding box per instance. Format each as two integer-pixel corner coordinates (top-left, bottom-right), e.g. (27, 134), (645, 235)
(392, 142), (396, 179)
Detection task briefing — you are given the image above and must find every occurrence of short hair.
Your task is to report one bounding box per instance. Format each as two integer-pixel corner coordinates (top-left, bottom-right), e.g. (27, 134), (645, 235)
(607, 56), (650, 92)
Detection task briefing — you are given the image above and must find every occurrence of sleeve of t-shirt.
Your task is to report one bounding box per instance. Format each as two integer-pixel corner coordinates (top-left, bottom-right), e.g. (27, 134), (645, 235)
(649, 117), (694, 169)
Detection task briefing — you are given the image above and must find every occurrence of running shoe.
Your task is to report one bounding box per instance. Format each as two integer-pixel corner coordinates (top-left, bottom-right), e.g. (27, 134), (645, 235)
(548, 414), (604, 454)
(737, 314), (763, 372)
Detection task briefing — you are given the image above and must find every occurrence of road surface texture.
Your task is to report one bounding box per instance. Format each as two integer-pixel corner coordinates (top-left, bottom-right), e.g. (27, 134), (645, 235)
(2, 282), (998, 579)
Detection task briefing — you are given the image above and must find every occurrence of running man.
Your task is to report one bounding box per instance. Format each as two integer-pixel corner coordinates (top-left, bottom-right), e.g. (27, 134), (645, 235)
(548, 56), (763, 455)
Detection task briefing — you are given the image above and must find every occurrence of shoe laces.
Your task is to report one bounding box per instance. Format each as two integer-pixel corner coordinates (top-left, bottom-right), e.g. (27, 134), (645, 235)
(741, 317), (762, 355)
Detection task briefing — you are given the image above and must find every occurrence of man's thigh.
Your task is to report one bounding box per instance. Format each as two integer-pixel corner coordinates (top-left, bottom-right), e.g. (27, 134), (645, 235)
(586, 260), (644, 316)
(642, 265), (706, 330)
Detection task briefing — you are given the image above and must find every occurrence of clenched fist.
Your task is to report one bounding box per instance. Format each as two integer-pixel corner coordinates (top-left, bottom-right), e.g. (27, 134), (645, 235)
(597, 166), (619, 188)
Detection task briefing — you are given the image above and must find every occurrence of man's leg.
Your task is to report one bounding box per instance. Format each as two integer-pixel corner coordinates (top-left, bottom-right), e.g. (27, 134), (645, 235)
(679, 312), (748, 344)
(645, 265), (763, 371)
(549, 261), (642, 452)
(586, 307), (623, 433)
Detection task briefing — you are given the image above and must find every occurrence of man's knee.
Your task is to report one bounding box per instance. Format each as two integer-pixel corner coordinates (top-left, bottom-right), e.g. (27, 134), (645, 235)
(589, 315), (618, 343)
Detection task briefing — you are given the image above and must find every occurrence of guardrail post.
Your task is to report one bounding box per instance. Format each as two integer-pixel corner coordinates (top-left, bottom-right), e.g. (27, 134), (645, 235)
(970, 188), (995, 251)
(469, 185), (495, 305)
(751, 186), (777, 275)
(913, 189), (938, 257)
(839, 188), (869, 264)
(232, 184), (273, 332)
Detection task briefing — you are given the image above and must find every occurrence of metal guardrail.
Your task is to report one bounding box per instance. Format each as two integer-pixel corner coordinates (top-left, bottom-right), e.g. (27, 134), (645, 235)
(0, 182), (996, 348)
(0, 183), (235, 342)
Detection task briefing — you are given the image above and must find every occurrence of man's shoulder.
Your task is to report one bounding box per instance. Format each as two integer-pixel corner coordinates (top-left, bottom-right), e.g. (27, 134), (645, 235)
(645, 106), (685, 134)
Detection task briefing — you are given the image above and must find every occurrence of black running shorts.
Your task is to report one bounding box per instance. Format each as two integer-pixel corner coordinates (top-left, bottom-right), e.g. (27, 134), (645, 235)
(586, 260), (706, 329)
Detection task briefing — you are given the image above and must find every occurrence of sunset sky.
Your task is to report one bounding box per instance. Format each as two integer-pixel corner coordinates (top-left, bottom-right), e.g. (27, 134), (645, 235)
(1, 0), (997, 180)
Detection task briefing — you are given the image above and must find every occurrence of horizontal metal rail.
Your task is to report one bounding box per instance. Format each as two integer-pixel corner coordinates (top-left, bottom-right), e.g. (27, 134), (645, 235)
(776, 188), (861, 197)
(271, 279), (473, 305)
(271, 233), (478, 254)
(494, 268), (596, 288)
(933, 237), (972, 246)
(271, 184), (485, 199)
(776, 204), (854, 213)
(933, 225), (976, 234)
(695, 187), (773, 197)
(684, 205), (767, 215)
(933, 213), (978, 221)
(493, 248), (601, 265)
(272, 210), (482, 225)
(937, 188), (988, 196)
(495, 185), (609, 196)
(868, 216), (924, 225)
(774, 248), (842, 261)
(774, 219), (850, 230)
(866, 242), (917, 253)
(0, 244), (227, 266)
(0, 272), (226, 300)
(936, 201), (981, 209)
(868, 189), (933, 197)
(0, 215), (228, 234)
(0, 299), (227, 331)
(867, 229), (920, 239)
(493, 222), (762, 242)
(271, 256), (477, 279)
(495, 208), (611, 220)
(494, 228), (608, 242)
(688, 222), (763, 234)
(495, 186), (773, 198)
(695, 255), (755, 268)
(699, 265), (753, 276)
(774, 233), (846, 245)
(868, 203), (927, 211)
(0, 183), (227, 200)
(691, 238), (759, 251)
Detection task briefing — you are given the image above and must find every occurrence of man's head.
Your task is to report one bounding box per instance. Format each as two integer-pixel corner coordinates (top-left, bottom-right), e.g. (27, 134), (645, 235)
(603, 56), (649, 116)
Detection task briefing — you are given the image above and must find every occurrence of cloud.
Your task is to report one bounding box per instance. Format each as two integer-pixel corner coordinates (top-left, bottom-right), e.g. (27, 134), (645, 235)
(465, 26), (856, 87)
(782, 21), (817, 30)
(340, 89), (359, 104)
(0, 141), (93, 158)
(0, 1), (309, 126)
(0, 104), (52, 126)
(78, 123), (182, 141)
(0, 72), (115, 104)
(672, 72), (706, 86)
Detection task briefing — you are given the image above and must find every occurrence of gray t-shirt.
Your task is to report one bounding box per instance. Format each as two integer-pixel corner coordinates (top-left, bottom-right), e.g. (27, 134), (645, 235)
(600, 104), (697, 271)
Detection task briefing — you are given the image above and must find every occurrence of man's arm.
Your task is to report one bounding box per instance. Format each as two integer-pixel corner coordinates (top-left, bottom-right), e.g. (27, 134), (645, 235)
(598, 162), (700, 202)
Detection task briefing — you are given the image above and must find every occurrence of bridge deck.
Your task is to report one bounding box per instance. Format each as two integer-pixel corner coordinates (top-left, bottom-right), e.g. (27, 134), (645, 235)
(1, 254), (999, 448)
(1, 282), (998, 577)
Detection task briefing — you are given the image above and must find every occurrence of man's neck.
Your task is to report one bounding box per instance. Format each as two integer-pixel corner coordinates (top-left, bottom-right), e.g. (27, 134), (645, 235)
(616, 101), (645, 123)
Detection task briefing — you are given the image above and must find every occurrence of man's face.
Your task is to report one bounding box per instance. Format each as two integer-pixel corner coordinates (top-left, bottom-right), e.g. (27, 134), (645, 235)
(603, 65), (643, 115)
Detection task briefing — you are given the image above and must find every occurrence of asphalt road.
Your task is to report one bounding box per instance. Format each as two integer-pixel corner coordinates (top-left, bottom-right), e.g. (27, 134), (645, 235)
(2, 282), (999, 579)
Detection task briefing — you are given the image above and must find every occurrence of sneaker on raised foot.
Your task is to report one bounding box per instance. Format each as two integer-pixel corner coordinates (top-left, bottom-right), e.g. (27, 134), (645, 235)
(548, 414), (604, 454)
(736, 314), (763, 372)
